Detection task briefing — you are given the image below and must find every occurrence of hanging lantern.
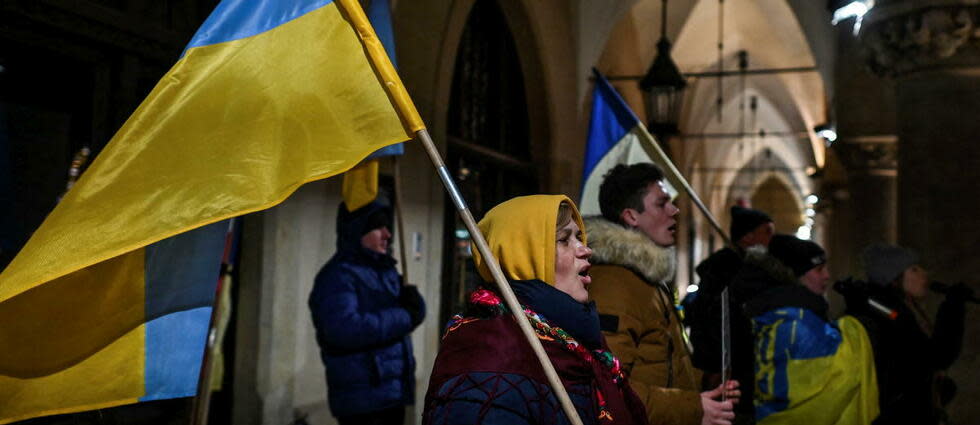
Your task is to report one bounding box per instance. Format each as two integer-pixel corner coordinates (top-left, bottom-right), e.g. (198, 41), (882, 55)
(640, 0), (686, 143)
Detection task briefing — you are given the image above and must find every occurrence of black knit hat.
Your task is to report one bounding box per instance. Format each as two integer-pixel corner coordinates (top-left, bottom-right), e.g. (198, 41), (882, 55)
(768, 234), (826, 277)
(363, 208), (392, 235)
(730, 206), (773, 243)
(336, 197), (393, 252)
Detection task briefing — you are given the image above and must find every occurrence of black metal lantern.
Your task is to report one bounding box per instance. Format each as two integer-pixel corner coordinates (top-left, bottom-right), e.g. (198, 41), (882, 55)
(639, 0), (686, 143)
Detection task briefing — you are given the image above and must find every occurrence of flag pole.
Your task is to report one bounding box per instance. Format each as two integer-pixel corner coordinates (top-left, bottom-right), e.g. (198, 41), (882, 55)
(335, 1), (580, 420)
(634, 123), (734, 396)
(189, 219), (236, 425)
(636, 124), (731, 247)
(392, 156), (410, 282)
(415, 129), (585, 425)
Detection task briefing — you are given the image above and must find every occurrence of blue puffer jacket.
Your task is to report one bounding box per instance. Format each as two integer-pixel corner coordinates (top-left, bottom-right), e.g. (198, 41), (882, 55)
(308, 200), (425, 417)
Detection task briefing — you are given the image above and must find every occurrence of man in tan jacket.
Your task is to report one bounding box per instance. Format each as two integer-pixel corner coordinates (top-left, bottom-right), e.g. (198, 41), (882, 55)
(586, 163), (737, 425)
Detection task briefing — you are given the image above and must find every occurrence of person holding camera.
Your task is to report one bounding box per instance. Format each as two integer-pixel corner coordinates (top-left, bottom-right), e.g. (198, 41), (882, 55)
(842, 243), (969, 425)
(308, 198), (425, 425)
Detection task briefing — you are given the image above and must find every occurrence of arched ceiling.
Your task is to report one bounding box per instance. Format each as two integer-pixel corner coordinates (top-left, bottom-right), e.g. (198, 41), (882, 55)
(591, 0), (829, 168)
(589, 0), (827, 228)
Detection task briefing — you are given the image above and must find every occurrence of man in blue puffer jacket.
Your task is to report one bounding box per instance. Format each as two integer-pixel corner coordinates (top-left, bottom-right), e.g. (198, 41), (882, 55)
(309, 198), (425, 425)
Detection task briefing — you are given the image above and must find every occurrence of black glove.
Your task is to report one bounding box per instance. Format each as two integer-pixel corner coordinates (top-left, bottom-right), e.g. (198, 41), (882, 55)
(944, 282), (974, 304)
(399, 285), (425, 327)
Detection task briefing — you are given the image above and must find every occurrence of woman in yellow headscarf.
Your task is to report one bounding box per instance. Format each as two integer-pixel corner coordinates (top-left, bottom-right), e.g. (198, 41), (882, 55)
(422, 195), (648, 425)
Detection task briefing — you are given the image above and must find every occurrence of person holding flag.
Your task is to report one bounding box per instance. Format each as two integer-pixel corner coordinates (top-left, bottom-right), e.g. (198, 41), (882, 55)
(687, 206), (775, 423)
(423, 195), (648, 425)
(580, 70), (737, 425)
(585, 164), (738, 425)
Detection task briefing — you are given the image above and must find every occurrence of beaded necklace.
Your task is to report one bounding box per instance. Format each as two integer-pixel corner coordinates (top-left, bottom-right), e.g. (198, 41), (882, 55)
(444, 288), (626, 421)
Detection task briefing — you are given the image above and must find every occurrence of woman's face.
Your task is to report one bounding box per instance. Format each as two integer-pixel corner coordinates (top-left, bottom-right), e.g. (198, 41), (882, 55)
(554, 219), (592, 303)
(901, 265), (929, 299)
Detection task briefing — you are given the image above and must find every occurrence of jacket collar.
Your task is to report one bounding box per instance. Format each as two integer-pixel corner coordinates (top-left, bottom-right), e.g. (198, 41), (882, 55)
(743, 284), (829, 320)
(583, 216), (676, 286)
(510, 280), (602, 349)
(337, 247), (397, 269)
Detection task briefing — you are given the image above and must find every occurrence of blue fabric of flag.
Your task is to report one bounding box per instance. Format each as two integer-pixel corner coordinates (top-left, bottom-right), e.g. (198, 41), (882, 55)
(142, 220), (227, 400)
(366, 0), (404, 158)
(581, 68), (640, 189)
(368, 0), (397, 68)
(185, 0), (335, 50)
(142, 308), (211, 401)
(752, 309), (877, 425)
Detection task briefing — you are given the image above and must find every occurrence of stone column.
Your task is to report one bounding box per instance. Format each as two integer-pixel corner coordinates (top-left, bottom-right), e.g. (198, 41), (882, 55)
(863, 2), (980, 281)
(830, 14), (899, 277)
(862, 2), (980, 422)
(835, 136), (898, 266)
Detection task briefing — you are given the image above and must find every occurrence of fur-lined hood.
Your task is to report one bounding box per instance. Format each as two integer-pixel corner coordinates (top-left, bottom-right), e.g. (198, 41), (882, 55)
(583, 216), (676, 286)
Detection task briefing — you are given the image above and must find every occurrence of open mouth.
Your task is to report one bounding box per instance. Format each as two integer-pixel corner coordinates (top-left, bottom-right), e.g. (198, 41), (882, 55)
(578, 265), (592, 284)
(668, 223), (678, 233)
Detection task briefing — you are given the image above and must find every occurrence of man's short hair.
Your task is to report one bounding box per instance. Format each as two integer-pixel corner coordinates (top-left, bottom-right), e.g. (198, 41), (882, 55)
(598, 163), (666, 225)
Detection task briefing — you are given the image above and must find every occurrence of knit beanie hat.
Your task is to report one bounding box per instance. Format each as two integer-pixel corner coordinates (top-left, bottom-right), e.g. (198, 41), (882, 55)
(768, 234), (827, 277)
(862, 243), (918, 286)
(336, 197), (393, 252)
(730, 206), (773, 243)
(362, 209), (392, 235)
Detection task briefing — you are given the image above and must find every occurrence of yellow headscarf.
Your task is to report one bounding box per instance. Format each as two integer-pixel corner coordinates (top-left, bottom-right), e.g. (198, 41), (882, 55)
(472, 195), (586, 286)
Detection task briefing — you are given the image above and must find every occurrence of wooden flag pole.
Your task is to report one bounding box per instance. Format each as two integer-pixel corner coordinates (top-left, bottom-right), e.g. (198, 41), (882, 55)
(392, 156), (410, 282)
(636, 124), (731, 247)
(415, 129), (585, 425)
(190, 219), (236, 425)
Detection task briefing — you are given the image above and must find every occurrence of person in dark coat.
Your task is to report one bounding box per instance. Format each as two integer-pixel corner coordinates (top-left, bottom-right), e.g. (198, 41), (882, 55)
(308, 199), (425, 425)
(686, 206), (774, 424)
(423, 195), (649, 425)
(843, 243), (969, 425)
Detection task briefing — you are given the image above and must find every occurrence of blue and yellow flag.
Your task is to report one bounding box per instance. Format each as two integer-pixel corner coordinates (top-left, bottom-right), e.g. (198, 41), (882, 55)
(342, 0), (403, 211)
(579, 69), (679, 216)
(0, 0), (423, 422)
(753, 309), (879, 425)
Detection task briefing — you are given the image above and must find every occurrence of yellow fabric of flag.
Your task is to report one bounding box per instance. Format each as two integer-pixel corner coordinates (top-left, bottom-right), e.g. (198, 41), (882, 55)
(342, 159), (380, 211)
(755, 314), (879, 425)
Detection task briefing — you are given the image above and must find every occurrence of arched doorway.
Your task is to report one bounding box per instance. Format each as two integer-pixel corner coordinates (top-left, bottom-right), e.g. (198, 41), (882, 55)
(440, 0), (539, 324)
(749, 175), (804, 235)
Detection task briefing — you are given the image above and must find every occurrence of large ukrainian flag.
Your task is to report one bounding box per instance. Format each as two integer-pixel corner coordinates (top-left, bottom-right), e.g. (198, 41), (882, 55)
(753, 311), (878, 425)
(0, 0), (423, 422)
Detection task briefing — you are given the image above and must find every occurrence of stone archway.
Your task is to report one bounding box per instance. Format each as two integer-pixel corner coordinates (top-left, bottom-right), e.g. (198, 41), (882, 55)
(749, 175), (805, 235)
(592, 0), (828, 283)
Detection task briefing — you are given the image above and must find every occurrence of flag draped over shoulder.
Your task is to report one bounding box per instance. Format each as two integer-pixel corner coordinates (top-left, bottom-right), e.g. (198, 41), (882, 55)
(579, 68), (678, 216)
(0, 0), (423, 422)
(753, 311), (879, 425)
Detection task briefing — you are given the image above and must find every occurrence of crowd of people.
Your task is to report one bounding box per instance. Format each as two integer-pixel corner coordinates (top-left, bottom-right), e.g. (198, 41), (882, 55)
(307, 163), (970, 425)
